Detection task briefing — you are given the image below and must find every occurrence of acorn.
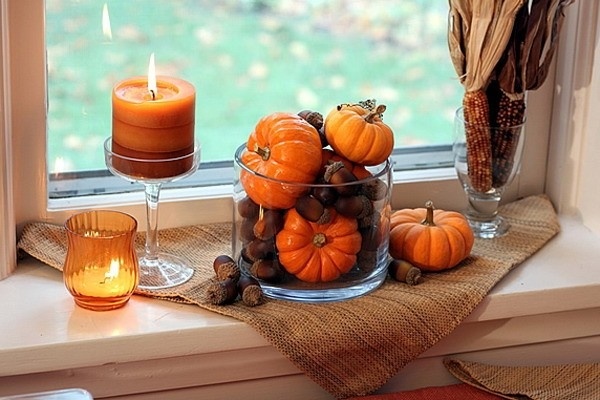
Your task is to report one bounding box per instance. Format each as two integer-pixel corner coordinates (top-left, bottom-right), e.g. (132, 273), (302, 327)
(323, 161), (359, 196)
(206, 278), (239, 305)
(312, 185), (338, 206)
(360, 225), (383, 252)
(297, 109), (324, 131)
(360, 179), (388, 201)
(297, 109), (327, 147)
(253, 209), (284, 240)
(240, 246), (256, 264)
(295, 195), (331, 224)
(237, 196), (260, 219)
(357, 250), (377, 272)
(334, 194), (372, 219)
(238, 217), (257, 243)
(237, 275), (264, 307)
(388, 259), (421, 285)
(360, 209), (384, 230)
(213, 254), (241, 281)
(250, 258), (285, 283)
(245, 238), (276, 261)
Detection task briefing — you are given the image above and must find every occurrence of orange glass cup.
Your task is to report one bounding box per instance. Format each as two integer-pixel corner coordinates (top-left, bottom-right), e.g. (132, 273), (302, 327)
(64, 210), (139, 311)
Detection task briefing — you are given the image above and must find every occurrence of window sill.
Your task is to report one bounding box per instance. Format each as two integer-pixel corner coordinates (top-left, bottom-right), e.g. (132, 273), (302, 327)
(1, 214), (600, 399)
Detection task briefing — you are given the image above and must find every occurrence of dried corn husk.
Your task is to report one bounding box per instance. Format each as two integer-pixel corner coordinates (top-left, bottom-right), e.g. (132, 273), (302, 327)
(450, 0), (526, 92)
(526, 0), (574, 89)
(447, 0), (576, 192)
(447, 0), (471, 80)
(449, 0), (525, 192)
(448, 0), (575, 97)
(497, 0), (576, 94)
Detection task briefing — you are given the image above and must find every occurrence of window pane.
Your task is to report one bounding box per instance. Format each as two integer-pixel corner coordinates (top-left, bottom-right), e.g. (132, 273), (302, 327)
(46, 0), (461, 177)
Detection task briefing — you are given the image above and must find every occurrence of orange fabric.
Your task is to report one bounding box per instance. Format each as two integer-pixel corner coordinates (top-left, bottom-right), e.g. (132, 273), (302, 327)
(348, 384), (504, 400)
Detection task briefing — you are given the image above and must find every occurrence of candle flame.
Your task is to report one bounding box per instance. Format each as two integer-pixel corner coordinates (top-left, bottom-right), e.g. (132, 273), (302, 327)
(102, 3), (112, 41)
(105, 259), (121, 281)
(148, 53), (157, 99)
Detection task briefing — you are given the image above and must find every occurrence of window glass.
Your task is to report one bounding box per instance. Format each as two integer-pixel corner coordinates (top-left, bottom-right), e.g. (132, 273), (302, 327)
(46, 0), (461, 177)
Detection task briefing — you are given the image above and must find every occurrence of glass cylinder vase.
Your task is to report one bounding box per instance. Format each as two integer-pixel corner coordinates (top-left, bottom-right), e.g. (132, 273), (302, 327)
(233, 143), (392, 303)
(453, 107), (526, 239)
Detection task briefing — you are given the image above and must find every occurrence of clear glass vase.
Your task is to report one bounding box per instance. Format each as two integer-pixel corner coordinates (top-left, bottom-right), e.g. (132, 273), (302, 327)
(453, 107), (526, 239)
(233, 143), (392, 303)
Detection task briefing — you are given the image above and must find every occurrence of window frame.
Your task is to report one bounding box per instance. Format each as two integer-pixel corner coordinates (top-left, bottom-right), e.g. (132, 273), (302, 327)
(5, 0), (586, 274)
(0, 0), (15, 280)
(546, 0), (600, 233)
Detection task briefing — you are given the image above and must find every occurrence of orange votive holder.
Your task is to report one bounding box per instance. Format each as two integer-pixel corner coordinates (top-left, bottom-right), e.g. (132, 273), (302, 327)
(63, 210), (139, 311)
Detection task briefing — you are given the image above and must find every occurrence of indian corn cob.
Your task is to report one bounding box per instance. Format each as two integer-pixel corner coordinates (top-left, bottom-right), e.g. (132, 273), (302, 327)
(491, 90), (526, 187)
(462, 90), (492, 192)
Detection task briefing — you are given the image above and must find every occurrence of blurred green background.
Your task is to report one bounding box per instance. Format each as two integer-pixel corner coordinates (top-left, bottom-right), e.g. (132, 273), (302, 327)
(46, 0), (462, 173)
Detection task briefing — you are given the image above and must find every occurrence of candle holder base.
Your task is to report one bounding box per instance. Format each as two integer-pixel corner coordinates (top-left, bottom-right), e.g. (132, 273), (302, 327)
(137, 252), (195, 290)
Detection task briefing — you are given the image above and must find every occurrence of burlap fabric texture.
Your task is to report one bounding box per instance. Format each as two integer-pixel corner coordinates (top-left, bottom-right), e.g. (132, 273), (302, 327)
(444, 358), (600, 400)
(18, 194), (560, 399)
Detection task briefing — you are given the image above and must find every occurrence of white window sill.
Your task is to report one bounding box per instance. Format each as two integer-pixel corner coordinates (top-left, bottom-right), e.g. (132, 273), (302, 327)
(1, 215), (600, 399)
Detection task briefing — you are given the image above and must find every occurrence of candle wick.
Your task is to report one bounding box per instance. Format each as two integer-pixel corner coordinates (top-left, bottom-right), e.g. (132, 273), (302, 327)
(150, 89), (156, 100)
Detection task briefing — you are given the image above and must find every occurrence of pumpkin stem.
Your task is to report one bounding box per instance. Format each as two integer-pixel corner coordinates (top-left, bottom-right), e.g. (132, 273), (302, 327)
(253, 143), (271, 161)
(421, 200), (436, 226)
(364, 104), (387, 123)
(312, 232), (327, 248)
(357, 99), (377, 111)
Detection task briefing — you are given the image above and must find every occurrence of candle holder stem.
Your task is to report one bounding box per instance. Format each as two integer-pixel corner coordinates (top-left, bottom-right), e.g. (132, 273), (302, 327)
(135, 181), (195, 291)
(104, 138), (200, 291)
(143, 182), (161, 260)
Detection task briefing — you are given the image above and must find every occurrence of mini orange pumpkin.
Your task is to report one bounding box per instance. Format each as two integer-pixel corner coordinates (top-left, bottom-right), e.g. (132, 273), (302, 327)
(275, 208), (362, 282)
(389, 201), (474, 271)
(241, 112), (323, 209)
(324, 101), (394, 166)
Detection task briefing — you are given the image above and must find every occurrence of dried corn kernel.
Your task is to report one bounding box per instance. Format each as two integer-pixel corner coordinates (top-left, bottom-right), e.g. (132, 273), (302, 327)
(491, 91), (525, 187)
(462, 90), (492, 192)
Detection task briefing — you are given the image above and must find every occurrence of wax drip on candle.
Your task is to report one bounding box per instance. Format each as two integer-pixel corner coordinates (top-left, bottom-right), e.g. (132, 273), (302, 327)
(148, 53), (157, 100)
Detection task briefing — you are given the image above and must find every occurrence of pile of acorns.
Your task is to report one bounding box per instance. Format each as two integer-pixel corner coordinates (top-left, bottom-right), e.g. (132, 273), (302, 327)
(205, 254), (264, 307)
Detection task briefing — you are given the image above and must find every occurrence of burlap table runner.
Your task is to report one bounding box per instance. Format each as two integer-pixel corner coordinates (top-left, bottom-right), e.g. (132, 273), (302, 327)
(444, 358), (600, 399)
(17, 194), (559, 399)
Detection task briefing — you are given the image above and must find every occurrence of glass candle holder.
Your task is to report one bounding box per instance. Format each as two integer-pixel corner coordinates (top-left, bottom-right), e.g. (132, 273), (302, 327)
(64, 210), (139, 311)
(233, 143), (392, 303)
(104, 138), (200, 290)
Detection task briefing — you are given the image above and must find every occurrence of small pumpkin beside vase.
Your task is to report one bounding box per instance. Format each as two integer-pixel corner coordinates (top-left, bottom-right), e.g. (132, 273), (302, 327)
(389, 201), (474, 272)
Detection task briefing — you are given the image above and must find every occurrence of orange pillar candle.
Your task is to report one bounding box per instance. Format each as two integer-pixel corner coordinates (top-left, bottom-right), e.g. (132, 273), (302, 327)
(111, 75), (196, 179)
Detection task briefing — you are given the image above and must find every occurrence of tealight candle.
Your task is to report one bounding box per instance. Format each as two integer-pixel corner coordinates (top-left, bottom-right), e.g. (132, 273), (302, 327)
(111, 55), (196, 178)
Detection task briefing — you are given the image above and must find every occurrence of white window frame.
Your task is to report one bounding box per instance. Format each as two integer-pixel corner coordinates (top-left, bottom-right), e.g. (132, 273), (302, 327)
(546, 0), (600, 234)
(3, 0), (595, 279)
(0, 0), (15, 279)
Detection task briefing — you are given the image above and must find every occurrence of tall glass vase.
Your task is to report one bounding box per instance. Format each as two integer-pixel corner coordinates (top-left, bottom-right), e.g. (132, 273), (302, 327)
(453, 107), (526, 239)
